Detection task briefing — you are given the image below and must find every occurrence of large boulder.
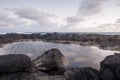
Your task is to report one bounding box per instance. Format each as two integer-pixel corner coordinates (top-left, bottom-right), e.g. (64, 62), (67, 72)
(0, 54), (32, 73)
(33, 48), (67, 74)
(56, 67), (100, 80)
(100, 53), (120, 80)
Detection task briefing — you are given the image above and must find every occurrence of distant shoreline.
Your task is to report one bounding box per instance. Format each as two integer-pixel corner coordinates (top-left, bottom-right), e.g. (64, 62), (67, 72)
(0, 32), (120, 35)
(0, 33), (120, 51)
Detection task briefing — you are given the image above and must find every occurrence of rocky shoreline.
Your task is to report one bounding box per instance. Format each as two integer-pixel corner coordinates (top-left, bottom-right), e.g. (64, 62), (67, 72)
(0, 33), (120, 51)
(0, 48), (120, 80)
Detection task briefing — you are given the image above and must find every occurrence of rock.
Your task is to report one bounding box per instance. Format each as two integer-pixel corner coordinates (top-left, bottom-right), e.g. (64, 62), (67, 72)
(115, 64), (120, 79)
(56, 67), (99, 80)
(0, 54), (32, 73)
(100, 53), (120, 71)
(37, 71), (48, 77)
(20, 72), (63, 80)
(33, 48), (67, 74)
(100, 69), (117, 80)
(20, 72), (42, 80)
(37, 76), (65, 80)
(100, 53), (120, 80)
(0, 72), (29, 80)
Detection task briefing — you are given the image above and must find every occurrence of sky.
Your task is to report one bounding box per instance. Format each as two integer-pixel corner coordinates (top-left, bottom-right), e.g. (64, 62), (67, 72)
(0, 0), (120, 33)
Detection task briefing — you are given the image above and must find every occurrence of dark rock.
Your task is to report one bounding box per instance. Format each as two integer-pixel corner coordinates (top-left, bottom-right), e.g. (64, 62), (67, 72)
(100, 69), (117, 80)
(19, 72), (62, 80)
(115, 64), (120, 79)
(0, 72), (29, 80)
(0, 54), (32, 73)
(33, 48), (67, 74)
(0, 71), (48, 80)
(56, 68), (66, 75)
(20, 72), (43, 80)
(100, 53), (120, 80)
(56, 67), (99, 80)
(100, 53), (120, 71)
(37, 76), (65, 80)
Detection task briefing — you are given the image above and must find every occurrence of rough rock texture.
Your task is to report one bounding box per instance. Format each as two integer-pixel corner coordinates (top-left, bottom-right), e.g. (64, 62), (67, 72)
(56, 67), (100, 80)
(100, 53), (120, 80)
(33, 48), (67, 74)
(0, 54), (32, 73)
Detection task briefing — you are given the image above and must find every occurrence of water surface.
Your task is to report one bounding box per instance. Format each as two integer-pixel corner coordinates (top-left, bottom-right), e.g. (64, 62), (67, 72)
(0, 41), (119, 69)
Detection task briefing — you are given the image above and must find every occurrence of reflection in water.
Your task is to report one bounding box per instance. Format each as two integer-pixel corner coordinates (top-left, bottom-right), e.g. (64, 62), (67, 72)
(0, 41), (119, 69)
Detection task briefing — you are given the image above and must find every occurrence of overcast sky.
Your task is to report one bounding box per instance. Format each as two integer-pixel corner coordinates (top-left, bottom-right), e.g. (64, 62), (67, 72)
(0, 0), (120, 33)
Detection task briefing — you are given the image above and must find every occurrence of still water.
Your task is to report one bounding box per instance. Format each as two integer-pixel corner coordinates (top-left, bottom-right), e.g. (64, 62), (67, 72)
(0, 41), (119, 69)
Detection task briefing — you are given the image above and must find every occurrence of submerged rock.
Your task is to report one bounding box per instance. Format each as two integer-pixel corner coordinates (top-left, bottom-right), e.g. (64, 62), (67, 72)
(0, 54), (32, 73)
(100, 53), (120, 80)
(56, 67), (100, 80)
(33, 48), (67, 74)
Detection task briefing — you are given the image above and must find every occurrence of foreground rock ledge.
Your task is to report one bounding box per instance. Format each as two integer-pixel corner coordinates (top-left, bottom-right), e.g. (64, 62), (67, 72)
(56, 67), (100, 80)
(100, 53), (120, 80)
(0, 49), (120, 80)
(0, 54), (32, 73)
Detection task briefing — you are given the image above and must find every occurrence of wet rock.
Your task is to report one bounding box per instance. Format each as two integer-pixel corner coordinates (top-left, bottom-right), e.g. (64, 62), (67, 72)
(0, 54), (32, 73)
(56, 67), (99, 80)
(33, 48), (67, 74)
(100, 53), (120, 80)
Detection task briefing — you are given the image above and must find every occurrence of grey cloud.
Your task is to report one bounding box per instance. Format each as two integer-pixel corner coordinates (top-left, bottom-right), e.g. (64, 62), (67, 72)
(97, 23), (113, 28)
(83, 18), (120, 32)
(98, 18), (120, 28)
(65, 16), (84, 24)
(64, 0), (105, 30)
(100, 18), (120, 28)
(116, 0), (120, 6)
(116, 18), (120, 23)
(79, 0), (104, 16)
(0, 10), (34, 30)
(0, 8), (63, 32)
(14, 8), (57, 27)
(0, 12), (9, 21)
(62, 16), (85, 32)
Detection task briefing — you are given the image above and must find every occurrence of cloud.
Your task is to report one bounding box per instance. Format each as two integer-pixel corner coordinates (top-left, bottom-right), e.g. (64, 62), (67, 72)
(62, 16), (85, 31)
(0, 9), (36, 33)
(0, 8), (62, 32)
(65, 16), (84, 24)
(116, 18), (120, 23)
(63, 0), (105, 30)
(83, 18), (120, 32)
(0, 12), (8, 20)
(116, 0), (120, 6)
(79, 0), (104, 16)
(14, 8), (57, 27)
